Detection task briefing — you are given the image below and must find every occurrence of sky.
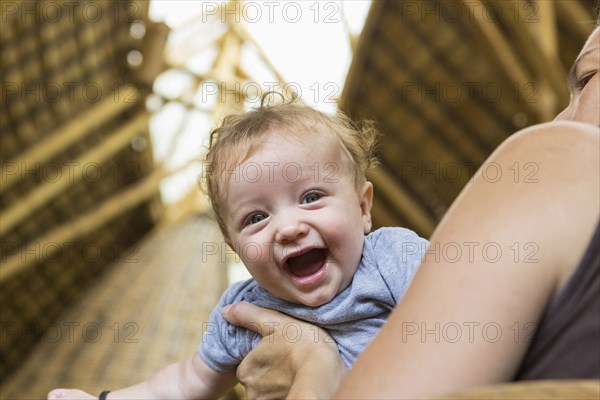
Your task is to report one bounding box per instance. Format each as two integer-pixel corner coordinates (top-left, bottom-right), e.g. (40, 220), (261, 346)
(146, 0), (371, 205)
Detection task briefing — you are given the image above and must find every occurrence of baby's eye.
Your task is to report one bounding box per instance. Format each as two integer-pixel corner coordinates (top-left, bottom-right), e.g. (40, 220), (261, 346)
(303, 192), (321, 204)
(246, 213), (267, 225)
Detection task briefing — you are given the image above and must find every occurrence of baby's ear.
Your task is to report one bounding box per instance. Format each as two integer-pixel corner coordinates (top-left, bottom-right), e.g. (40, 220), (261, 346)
(360, 182), (374, 233)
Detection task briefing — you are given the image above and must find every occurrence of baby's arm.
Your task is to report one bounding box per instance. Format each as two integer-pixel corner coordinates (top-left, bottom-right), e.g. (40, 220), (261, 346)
(48, 353), (237, 400)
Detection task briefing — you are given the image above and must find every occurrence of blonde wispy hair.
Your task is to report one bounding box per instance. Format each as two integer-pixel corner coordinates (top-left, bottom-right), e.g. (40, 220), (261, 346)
(201, 94), (379, 239)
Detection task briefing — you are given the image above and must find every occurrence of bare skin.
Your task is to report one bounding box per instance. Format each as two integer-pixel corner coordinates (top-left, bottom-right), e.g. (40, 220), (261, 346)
(50, 26), (600, 400)
(335, 121), (599, 398)
(222, 303), (346, 400)
(48, 118), (374, 400)
(223, 121), (599, 399)
(221, 26), (600, 400)
(48, 355), (236, 399)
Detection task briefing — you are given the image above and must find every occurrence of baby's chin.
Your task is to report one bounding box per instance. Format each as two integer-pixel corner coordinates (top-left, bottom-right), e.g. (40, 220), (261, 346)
(291, 285), (347, 308)
(297, 294), (335, 308)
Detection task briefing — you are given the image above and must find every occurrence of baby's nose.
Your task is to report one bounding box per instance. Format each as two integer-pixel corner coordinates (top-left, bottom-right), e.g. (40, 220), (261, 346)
(275, 221), (309, 243)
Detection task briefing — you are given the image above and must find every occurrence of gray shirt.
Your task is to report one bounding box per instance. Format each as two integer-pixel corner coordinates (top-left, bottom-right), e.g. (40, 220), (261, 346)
(199, 227), (428, 371)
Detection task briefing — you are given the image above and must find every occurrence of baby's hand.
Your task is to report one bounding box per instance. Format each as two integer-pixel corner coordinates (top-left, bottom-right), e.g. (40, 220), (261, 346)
(47, 388), (96, 400)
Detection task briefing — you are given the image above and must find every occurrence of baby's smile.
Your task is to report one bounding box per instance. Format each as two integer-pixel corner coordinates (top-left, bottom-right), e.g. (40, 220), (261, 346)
(284, 247), (328, 286)
(221, 133), (372, 306)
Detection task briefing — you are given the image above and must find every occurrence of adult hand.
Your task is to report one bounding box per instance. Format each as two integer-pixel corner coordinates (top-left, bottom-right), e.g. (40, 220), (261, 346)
(222, 302), (347, 399)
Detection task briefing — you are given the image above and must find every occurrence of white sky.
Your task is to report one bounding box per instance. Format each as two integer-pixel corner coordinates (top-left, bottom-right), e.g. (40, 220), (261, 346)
(146, 0), (371, 204)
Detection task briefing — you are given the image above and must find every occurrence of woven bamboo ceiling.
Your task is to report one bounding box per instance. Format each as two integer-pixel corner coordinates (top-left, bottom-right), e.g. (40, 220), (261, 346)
(341, 0), (597, 238)
(0, 0), (162, 381)
(0, 0), (597, 386)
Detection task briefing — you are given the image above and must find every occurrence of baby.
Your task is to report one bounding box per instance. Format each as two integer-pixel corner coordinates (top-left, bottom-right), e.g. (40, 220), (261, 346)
(49, 97), (428, 400)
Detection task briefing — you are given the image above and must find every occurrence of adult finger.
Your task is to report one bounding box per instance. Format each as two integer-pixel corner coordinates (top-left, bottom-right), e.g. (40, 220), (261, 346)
(221, 301), (298, 336)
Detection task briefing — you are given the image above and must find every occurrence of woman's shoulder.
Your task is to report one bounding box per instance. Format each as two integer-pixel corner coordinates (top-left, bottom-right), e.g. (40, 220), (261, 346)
(492, 121), (599, 171)
(500, 120), (598, 146)
(442, 120), (598, 292)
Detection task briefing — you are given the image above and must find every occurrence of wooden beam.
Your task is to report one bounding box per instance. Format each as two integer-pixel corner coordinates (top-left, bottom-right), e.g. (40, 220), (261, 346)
(461, 0), (549, 121)
(0, 86), (139, 192)
(369, 167), (436, 236)
(230, 23), (288, 86)
(340, 2), (358, 53)
(0, 166), (162, 283)
(531, 1), (561, 116)
(492, 0), (568, 107)
(163, 184), (210, 225)
(0, 158), (208, 282)
(0, 113), (149, 236)
(535, 0), (558, 59)
(137, 20), (170, 88)
(212, 29), (243, 84)
(210, 28), (246, 119)
(371, 196), (401, 229)
(340, 0), (384, 110)
(555, 0), (595, 40)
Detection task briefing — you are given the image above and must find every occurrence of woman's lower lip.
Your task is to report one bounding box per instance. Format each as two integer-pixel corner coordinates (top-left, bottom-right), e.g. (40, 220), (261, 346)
(288, 262), (328, 286)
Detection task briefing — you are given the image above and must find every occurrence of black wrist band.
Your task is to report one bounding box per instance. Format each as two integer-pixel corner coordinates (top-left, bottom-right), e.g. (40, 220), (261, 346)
(99, 390), (110, 400)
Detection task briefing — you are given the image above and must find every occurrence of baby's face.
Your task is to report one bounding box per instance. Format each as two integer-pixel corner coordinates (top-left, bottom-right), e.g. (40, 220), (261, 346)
(222, 134), (373, 307)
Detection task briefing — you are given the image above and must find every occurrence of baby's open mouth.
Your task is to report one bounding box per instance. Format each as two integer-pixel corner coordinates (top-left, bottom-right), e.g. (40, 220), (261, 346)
(285, 248), (327, 278)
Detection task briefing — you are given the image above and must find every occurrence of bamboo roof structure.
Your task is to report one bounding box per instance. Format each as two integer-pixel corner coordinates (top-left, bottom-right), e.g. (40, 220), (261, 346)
(1, 216), (232, 399)
(0, 0), (163, 382)
(341, 0), (597, 238)
(1, 0), (598, 397)
(0, 0), (285, 395)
